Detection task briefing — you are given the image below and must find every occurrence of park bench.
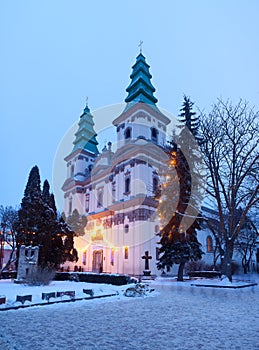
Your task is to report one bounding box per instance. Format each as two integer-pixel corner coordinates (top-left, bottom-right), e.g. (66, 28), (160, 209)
(42, 292), (56, 302)
(56, 291), (75, 299)
(0, 296), (6, 305)
(16, 295), (32, 304)
(188, 271), (222, 279)
(83, 289), (94, 297)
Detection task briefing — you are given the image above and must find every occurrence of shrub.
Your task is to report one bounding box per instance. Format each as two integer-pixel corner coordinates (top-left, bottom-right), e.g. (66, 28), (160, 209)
(24, 267), (56, 286)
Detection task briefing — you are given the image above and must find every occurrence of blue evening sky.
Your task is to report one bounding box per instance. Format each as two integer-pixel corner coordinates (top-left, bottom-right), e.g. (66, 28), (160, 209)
(1, 0), (259, 209)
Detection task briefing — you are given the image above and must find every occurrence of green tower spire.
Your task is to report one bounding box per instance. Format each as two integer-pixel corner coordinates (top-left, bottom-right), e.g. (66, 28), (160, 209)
(125, 53), (158, 109)
(72, 102), (99, 155)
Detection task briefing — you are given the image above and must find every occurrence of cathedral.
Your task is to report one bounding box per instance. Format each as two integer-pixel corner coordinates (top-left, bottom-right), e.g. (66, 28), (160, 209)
(62, 51), (172, 276)
(62, 50), (257, 276)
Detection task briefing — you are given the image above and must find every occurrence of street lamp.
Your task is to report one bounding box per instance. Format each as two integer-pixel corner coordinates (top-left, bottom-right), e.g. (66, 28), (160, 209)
(0, 222), (7, 270)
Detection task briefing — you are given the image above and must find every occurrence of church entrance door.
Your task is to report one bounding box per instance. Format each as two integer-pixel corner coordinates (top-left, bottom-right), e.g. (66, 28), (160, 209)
(92, 250), (103, 273)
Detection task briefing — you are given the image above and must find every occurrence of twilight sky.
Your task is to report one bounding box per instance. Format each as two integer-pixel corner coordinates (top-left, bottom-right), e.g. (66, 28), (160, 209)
(1, 0), (259, 210)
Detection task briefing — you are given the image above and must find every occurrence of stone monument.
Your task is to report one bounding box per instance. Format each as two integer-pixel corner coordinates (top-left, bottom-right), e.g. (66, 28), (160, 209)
(16, 245), (39, 282)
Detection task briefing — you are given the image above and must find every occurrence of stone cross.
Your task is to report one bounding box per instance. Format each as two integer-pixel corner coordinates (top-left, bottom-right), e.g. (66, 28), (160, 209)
(142, 251), (152, 270)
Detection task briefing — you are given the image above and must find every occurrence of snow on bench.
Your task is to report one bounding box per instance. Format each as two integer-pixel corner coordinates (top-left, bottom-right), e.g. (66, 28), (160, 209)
(42, 292), (56, 302)
(16, 295), (32, 304)
(83, 289), (94, 297)
(56, 291), (75, 299)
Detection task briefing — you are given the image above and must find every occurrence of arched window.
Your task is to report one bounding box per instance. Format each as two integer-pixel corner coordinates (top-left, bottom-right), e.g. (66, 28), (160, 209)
(124, 246), (129, 259)
(207, 236), (213, 252)
(68, 198), (72, 215)
(85, 194), (90, 212)
(82, 251), (87, 265)
(153, 177), (159, 193)
(151, 128), (158, 143)
(88, 164), (93, 173)
(110, 248), (115, 266)
(97, 191), (103, 208)
(124, 224), (129, 233)
(125, 127), (132, 139)
(70, 165), (75, 178)
(125, 177), (130, 193)
(155, 225), (160, 233)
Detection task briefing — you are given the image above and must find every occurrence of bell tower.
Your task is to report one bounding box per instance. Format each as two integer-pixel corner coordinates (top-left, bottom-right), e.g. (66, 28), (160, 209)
(62, 102), (99, 216)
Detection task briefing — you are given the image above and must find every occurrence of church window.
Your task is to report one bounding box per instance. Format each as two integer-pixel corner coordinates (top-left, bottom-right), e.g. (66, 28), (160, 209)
(124, 246), (129, 259)
(112, 182), (116, 203)
(85, 194), (90, 212)
(70, 165), (75, 178)
(125, 177), (131, 194)
(156, 247), (160, 260)
(110, 248), (115, 266)
(97, 190), (103, 208)
(68, 198), (72, 215)
(124, 224), (129, 233)
(207, 236), (213, 252)
(153, 177), (159, 194)
(125, 127), (132, 139)
(82, 251), (87, 265)
(155, 225), (160, 233)
(151, 127), (158, 143)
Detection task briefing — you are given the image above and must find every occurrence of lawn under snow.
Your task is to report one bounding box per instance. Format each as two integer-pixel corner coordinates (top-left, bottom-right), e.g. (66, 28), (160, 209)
(0, 275), (258, 350)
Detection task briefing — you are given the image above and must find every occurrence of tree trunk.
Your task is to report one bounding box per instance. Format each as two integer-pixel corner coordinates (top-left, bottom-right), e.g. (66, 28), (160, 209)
(177, 261), (186, 281)
(221, 242), (234, 282)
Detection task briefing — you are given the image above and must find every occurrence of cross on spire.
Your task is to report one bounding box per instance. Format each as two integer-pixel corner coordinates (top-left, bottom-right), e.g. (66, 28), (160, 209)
(138, 40), (143, 53)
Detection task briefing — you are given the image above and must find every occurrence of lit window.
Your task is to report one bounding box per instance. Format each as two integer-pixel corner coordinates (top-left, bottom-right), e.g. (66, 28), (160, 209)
(82, 251), (87, 265)
(124, 246), (129, 259)
(207, 236), (213, 252)
(110, 248), (115, 266)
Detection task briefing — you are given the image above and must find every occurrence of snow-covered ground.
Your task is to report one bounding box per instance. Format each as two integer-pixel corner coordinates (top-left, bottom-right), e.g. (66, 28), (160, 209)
(0, 275), (258, 350)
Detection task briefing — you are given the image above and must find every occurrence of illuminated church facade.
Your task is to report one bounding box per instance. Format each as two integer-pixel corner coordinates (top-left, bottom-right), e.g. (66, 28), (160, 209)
(62, 52), (172, 276)
(62, 51), (252, 276)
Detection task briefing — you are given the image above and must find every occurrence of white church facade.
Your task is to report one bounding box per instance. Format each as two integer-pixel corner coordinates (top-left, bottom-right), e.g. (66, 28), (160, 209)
(62, 52), (173, 276)
(61, 52), (258, 276)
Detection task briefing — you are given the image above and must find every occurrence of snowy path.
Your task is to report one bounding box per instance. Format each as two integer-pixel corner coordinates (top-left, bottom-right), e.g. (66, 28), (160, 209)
(0, 280), (258, 350)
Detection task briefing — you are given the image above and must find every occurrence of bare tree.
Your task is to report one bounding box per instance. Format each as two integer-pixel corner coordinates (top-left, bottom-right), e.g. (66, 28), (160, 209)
(0, 205), (18, 272)
(235, 215), (258, 274)
(200, 99), (259, 281)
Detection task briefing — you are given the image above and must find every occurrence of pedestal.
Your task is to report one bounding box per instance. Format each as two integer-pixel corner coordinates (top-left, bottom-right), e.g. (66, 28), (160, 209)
(143, 270), (151, 276)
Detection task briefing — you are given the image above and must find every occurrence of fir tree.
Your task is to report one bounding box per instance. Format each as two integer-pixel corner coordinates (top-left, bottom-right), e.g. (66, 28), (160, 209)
(16, 166), (78, 268)
(65, 209), (87, 237)
(16, 166), (46, 247)
(178, 95), (200, 140)
(157, 97), (205, 281)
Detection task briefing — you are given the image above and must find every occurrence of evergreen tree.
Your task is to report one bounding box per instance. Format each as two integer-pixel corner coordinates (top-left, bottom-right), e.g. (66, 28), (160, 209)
(178, 95), (200, 140)
(157, 97), (205, 281)
(65, 209), (87, 237)
(16, 166), (78, 268)
(16, 166), (46, 247)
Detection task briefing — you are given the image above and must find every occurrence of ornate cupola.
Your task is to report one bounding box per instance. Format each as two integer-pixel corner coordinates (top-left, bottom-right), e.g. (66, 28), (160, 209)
(124, 52), (158, 110)
(113, 51), (170, 149)
(73, 102), (99, 155)
(62, 101), (99, 216)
